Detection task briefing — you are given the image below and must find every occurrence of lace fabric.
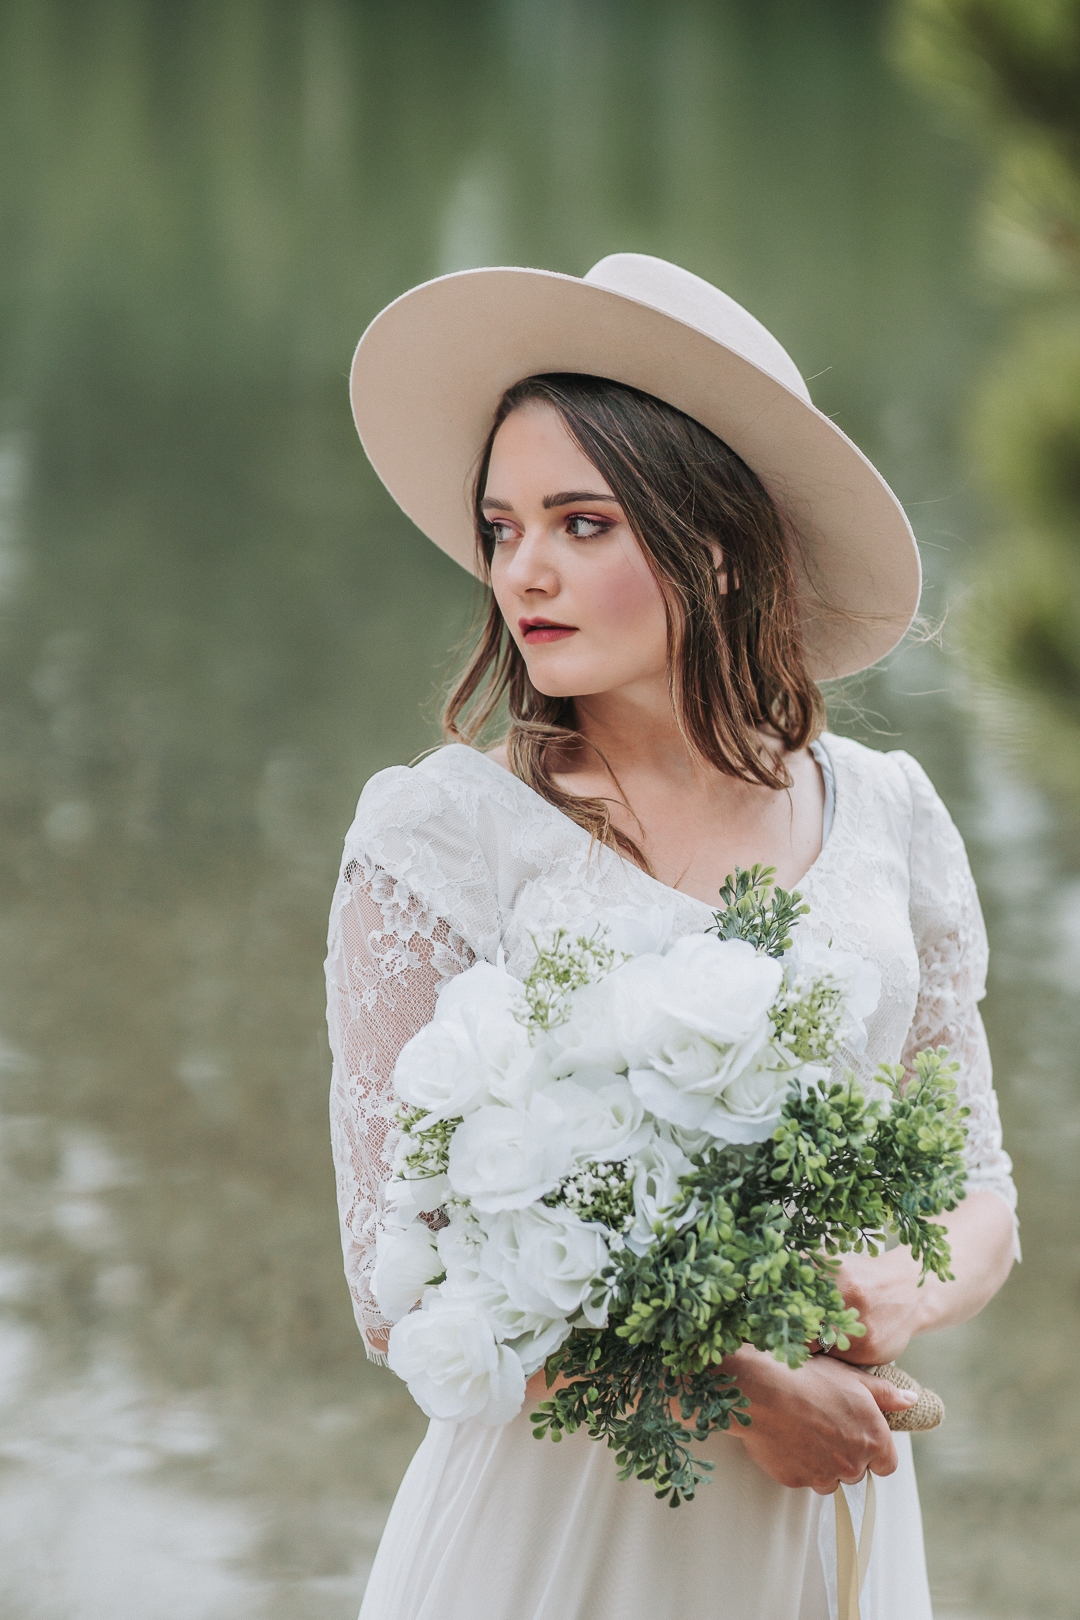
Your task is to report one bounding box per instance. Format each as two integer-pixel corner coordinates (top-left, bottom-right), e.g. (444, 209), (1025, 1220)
(325, 735), (1018, 1358)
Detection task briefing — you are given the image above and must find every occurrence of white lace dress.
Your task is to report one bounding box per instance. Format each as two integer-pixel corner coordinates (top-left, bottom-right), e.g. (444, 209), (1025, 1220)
(326, 735), (1016, 1620)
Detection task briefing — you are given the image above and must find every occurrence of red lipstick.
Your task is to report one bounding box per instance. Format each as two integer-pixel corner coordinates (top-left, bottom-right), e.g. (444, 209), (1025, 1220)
(519, 617), (578, 644)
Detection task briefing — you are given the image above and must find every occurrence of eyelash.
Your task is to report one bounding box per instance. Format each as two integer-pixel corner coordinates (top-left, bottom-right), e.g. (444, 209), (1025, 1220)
(488, 513), (613, 544)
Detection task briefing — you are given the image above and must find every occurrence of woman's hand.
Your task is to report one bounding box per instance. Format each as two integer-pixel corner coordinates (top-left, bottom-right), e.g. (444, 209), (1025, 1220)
(829, 1245), (925, 1366)
(830, 1190), (1017, 1367)
(722, 1345), (917, 1494)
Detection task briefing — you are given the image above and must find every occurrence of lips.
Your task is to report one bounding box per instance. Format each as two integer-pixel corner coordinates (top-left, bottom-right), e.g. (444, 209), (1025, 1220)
(519, 618), (578, 645)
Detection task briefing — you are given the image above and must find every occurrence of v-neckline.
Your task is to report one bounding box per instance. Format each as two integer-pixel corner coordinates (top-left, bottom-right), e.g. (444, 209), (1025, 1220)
(446, 738), (839, 912)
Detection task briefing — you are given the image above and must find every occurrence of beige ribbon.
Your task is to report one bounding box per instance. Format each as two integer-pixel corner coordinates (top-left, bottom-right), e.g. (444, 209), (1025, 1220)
(834, 1473), (876, 1620)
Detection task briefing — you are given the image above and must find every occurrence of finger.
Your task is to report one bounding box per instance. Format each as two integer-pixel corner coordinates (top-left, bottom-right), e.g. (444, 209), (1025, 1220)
(869, 1436), (899, 1477)
(855, 1372), (919, 1414)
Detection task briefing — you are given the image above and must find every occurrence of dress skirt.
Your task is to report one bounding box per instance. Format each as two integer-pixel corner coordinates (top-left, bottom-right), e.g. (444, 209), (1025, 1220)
(357, 1411), (933, 1620)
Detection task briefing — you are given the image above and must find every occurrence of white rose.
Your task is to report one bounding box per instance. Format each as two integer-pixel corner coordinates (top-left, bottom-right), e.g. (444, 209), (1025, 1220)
(371, 1221), (443, 1322)
(618, 935), (782, 1133)
(545, 974), (625, 1077)
(387, 1296), (525, 1425)
(446, 1090), (572, 1212)
(700, 1051), (794, 1143)
(602, 903), (679, 959)
(392, 1018), (492, 1121)
(482, 1204), (611, 1327)
(435, 1217), (570, 1375)
(436, 964), (549, 1104)
(539, 1074), (653, 1164)
(393, 963), (546, 1119)
(625, 1135), (695, 1254)
(384, 1169), (451, 1224)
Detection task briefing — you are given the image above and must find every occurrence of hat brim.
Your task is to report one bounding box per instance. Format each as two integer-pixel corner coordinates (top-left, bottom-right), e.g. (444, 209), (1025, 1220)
(350, 267), (921, 681)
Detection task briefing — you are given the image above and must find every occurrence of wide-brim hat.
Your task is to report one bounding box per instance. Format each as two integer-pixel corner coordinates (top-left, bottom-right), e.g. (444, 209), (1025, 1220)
(349, 253), (921, 680)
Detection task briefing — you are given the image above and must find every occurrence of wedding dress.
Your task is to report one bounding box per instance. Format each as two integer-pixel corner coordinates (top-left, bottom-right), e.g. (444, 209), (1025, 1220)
(326, 735), (1017, 1620)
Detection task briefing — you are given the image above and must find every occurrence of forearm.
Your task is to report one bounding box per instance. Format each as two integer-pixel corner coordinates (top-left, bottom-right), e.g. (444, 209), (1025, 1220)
(909, 1189), (1015, 1336)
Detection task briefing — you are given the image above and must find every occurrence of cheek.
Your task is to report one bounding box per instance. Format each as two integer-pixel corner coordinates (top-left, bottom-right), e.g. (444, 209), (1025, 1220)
(589, 545), (667, 642)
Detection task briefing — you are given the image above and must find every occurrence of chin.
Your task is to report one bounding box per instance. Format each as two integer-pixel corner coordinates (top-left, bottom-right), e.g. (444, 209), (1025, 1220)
(525, 673), (586, 700)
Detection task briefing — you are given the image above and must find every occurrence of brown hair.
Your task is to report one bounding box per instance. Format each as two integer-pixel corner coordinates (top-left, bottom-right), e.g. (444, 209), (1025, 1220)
(442, 373), (823, 869)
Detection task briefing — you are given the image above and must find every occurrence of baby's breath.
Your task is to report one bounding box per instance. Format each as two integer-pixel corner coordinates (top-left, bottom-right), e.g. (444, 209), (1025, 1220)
(769, 970), (845, 1064)
(517, 928), (623, 1036)
(545, 1159), (635, 1231)
(398, 1106), (460, 1177)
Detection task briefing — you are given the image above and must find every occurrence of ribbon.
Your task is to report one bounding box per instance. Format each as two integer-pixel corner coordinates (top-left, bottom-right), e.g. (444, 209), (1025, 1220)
(834, 1473), (876, 1620)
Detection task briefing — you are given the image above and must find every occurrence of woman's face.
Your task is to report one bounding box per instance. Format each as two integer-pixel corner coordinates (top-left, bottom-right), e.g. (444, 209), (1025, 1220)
(484, 403), (669, 700)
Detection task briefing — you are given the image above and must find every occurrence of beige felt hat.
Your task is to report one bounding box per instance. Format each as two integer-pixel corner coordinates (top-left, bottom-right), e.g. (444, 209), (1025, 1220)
(349, 253), (921, 680)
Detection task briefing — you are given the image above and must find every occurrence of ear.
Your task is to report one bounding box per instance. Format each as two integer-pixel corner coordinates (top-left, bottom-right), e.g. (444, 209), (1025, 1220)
(709, 541), (730, 596)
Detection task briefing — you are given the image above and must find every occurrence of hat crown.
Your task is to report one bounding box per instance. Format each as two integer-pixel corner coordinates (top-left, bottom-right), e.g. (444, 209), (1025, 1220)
(584, 254), (811, 405)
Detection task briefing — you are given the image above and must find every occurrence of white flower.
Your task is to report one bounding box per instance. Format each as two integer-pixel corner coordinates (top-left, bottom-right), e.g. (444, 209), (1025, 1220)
(371, 1221), (443, 1322)
(602, 902), (679, 959)
(384, 1169), (451, 1224)
(625, 1135), (695, 1254)
(664, 1122), (715, 1157)
(693, 1050), (795, 1143)
(545, 974), (625, 1076)
(446, 1095), (566, 1212)
(786, 938), (881, 1054)
(617, 935), (784, 1138)
(482, 1204), (611, 1327)
(393, 963), (546, 1119)
(436, 1218), (571, 1375)
(541, 1073), (653, 1163)
(387, 1296), (525, 1425)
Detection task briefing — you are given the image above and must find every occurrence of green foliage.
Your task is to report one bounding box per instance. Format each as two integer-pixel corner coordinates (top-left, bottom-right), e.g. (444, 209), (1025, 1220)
(707, 864), (810, 958)
(897, 0), (1080, 154)
(531, 1051), (968, 1504)
(518, 929), (622, 1035)
(897, 0), (1080, 804)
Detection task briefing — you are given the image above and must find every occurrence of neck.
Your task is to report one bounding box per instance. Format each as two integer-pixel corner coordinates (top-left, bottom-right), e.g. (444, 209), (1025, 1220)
(569, 680), (704, 786)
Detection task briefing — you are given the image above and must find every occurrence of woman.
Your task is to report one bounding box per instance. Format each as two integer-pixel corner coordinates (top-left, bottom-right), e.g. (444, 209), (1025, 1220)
(327, 255), (1017, 1619)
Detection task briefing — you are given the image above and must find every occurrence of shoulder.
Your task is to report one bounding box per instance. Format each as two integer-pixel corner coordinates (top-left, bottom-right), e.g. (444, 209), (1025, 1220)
(822, 734), (953, 819)
(339, 747), (522, 954)
(819, 731), (919, 814)
(824, 733), (971, 877)
(345, 744), (511, 860)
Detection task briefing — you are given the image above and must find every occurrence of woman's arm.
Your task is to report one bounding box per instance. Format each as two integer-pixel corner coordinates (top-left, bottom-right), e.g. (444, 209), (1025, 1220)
(828, 755), (1019, 1365)
(718, 1189), (1014, 1492)
(724, 757), (1019, 1491)
(327, 857), (473, 1360)
(830, 1189), (1015, 1367)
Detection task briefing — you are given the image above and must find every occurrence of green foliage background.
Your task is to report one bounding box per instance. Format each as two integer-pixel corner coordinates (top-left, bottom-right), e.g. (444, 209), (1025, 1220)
(895, 0), (1080, 800)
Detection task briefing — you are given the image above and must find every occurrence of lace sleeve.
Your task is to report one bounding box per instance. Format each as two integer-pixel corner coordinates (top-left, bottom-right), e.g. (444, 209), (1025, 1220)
(893, 752), (1019, 1246)
(325, 764), (494, 1361)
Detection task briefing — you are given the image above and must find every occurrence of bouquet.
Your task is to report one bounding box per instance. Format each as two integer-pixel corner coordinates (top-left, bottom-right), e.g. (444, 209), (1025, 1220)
(374, 867), (969, 1503)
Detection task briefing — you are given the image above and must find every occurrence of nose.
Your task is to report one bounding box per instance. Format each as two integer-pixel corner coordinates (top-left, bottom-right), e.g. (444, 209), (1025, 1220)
(497, 527), (560, 596)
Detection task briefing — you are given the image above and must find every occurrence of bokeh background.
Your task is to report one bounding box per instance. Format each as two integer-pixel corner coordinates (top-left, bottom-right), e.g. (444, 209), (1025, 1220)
(0, 1), (1077, 1616)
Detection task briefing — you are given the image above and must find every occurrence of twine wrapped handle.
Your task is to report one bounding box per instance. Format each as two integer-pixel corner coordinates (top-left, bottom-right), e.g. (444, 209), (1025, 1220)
(864, 1361), (945, 1432)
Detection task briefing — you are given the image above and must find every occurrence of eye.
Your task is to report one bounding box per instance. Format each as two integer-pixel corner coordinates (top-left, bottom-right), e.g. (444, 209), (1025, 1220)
(488, 520), (517, 545)
(566, 513), (611, 539)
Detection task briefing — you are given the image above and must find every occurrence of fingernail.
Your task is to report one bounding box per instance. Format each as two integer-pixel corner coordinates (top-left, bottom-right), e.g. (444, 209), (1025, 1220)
(899, 1390), (918, 1403)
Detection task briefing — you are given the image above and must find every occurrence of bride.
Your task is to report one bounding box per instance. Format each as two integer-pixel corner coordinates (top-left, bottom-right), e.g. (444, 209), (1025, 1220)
(327, 255), (1017, 1619)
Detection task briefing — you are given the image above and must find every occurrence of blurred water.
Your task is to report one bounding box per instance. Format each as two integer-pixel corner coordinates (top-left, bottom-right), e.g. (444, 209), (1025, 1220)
(0, 2), (1075, 1617)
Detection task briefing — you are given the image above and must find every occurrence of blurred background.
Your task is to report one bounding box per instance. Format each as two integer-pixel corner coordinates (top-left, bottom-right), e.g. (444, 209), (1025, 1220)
(0, 1), (1077, 1615)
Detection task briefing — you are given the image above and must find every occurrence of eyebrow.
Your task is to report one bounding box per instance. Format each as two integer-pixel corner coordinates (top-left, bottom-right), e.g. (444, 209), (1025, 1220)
(479, 490), (620, 512)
